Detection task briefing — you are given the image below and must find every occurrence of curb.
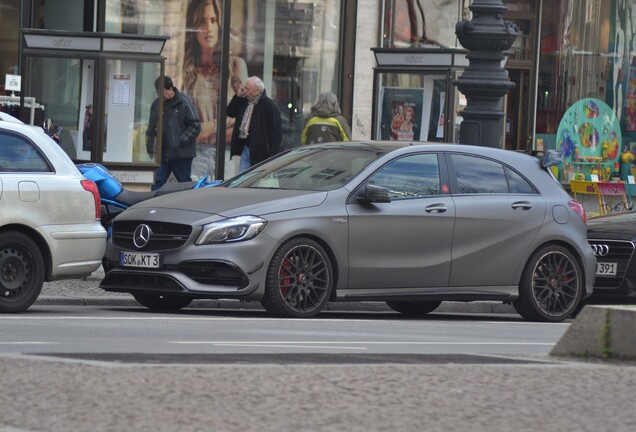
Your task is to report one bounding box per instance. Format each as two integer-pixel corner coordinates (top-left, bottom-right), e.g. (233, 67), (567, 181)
(551, 305), (636, 360)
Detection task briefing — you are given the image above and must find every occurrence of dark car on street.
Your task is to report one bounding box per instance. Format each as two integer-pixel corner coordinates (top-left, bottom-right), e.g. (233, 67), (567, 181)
(586, 212), (636, 303)
(100, 141), (596, 322)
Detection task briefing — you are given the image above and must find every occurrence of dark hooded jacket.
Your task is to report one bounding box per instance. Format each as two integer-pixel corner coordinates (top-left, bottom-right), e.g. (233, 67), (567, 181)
(301, 104), (352, 145)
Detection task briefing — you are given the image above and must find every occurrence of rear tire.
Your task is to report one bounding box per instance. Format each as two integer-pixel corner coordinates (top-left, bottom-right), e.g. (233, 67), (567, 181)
(261, 237), (333, 318)
(513, 245), (583, 322)
(386, 300), (442, 316)
(132, 293), (192, 311)
(0, 232), (45, 313)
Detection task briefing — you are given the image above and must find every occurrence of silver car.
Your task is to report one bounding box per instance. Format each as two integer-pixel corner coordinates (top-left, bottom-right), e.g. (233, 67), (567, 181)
(101, 142), (596, 322)
(1, 120), (107, 313)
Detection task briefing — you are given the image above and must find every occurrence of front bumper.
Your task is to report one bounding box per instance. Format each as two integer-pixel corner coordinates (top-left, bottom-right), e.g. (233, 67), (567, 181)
(101, 232), (278, 300)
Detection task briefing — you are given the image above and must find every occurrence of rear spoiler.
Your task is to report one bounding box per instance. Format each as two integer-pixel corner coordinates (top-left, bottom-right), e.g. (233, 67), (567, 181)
(516, 149), (563, 169)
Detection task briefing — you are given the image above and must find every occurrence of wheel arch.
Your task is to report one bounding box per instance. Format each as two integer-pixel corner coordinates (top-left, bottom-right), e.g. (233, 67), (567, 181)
(0, 224), (52, 281)
(517, 240), (588, 290)
(277, 233), (340, 301)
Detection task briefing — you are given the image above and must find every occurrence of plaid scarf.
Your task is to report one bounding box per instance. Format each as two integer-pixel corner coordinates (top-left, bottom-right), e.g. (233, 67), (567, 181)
(239, 91), (263, 139)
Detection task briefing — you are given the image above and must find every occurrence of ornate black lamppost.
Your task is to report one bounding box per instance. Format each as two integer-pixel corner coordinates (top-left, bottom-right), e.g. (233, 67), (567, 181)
(453, 0), (518, 148)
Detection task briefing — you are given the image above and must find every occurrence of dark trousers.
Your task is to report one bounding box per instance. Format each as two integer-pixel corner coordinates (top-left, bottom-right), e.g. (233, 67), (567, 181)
(152, 154), (193, 191)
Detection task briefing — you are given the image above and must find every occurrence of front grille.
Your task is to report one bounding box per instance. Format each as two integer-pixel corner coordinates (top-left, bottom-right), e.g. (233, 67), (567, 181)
(178, 261), (248, 287)
(112, 220), (193, 252)
(588, 239), (635, 290)
(101, 272), (185, 293)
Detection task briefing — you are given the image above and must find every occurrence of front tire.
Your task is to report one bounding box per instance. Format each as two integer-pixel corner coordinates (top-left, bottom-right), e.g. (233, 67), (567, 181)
(132, 293), (193, 311)
(513, 245), (583, 322)
(386, 300), (442, 316)
(0, 232), (45, 313)
(261, 237), (334, 318)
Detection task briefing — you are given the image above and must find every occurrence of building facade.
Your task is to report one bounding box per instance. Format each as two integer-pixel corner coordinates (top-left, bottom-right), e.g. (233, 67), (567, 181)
(1, 0), (633, 186)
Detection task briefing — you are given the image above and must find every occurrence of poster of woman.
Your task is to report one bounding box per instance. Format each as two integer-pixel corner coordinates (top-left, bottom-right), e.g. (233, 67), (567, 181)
(381, 87), (423, 141)
(183, 0), (249, 180)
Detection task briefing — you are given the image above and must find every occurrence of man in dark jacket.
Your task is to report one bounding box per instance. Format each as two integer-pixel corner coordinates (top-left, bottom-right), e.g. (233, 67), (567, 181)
(147, 76), (201, 190)
(227, 76), (282, 174)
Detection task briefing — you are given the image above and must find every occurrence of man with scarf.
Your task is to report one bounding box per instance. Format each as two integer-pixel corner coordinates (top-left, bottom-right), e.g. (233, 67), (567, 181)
(227, 76), (282, 174)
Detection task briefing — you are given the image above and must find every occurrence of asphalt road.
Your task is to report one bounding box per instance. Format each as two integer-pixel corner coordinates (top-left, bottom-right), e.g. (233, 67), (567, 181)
(1, 306), (636, 431)
(0, 306), (566, 356)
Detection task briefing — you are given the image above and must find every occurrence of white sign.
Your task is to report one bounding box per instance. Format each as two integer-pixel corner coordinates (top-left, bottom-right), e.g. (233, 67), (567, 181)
(590, 174), (600, 182)
(24, 34), (100, 51)
(103, 38), (165, 55)
(112, 74), (131, 105)
(628, 175), (635, 184)
(110, 170), (154, 184)
(5, 74), (21, 91)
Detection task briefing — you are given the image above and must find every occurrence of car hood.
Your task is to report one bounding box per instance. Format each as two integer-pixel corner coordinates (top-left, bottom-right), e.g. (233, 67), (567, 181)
(130, 187), (328, 218)
(587, 212), (636, 238)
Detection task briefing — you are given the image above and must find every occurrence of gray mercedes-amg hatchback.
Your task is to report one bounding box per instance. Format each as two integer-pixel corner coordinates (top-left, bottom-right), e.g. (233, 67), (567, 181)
(101, 142), (595, 322)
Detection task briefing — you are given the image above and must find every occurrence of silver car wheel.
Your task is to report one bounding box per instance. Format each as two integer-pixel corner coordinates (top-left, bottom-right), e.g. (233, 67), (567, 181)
(514, 245), (582, 322)
(0, 232), (45, 313)
(262, 238), (333, 318)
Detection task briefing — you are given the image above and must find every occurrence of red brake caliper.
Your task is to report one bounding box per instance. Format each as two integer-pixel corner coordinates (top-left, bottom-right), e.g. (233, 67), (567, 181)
(279, 259), (293, 297)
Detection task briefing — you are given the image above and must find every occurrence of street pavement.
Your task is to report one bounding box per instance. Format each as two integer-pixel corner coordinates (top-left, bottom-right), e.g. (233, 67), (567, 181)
(37, 267), (517, 315)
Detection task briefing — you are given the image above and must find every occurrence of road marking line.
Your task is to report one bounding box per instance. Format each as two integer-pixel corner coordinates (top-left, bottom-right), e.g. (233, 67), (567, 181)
(0, 342), (58, 345)
(170, 341), (555, 346)
(208, 343), (367, 350)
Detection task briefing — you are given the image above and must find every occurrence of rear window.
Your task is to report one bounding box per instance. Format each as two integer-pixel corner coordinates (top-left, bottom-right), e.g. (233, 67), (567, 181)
(450, 154), (537, 194)
(0, 131), (51, 172)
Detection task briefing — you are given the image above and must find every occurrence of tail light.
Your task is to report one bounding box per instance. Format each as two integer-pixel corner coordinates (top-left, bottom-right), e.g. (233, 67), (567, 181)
(81, 179), (101, 221)
(568, 200), (586, 224)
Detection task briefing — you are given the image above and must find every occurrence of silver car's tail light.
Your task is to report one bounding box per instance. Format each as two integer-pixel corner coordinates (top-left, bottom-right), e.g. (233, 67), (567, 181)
(81, 179), (101, 221)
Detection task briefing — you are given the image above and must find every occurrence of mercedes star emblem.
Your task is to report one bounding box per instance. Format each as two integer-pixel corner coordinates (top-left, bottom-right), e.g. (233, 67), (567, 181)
(133, 224), (152, 249)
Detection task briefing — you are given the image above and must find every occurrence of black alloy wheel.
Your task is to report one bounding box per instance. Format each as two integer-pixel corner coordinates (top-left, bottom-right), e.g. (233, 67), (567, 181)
(261, 237), (334, 318)
(0, 231), (45, 313)
(513, 245), (583, 322)
(132, 293), (193, 311)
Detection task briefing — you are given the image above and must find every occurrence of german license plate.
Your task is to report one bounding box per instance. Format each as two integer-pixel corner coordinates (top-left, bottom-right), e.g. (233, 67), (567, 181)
(120, 251), (160, 269)
(596, 262), (617, 277)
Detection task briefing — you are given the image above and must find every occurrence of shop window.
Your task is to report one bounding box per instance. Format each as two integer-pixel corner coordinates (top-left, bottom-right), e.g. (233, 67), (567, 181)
(381, 0), (467, 49)
(106, 0), (343, 180)
(375, 72), (450, 142)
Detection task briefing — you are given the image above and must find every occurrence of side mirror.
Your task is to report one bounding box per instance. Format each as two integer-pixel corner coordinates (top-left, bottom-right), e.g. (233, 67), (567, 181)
(358, 183), (391, 203)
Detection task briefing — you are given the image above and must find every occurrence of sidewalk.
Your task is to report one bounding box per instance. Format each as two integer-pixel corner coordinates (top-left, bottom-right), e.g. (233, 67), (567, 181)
(37, 268), (516, 314)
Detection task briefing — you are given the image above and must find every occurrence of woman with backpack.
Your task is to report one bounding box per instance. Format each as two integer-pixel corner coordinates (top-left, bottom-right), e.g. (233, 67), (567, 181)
(301, 92), (352, 145)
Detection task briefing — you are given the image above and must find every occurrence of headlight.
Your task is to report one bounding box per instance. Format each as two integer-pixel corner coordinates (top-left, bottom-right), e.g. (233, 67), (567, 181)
(196, 216), (267, 244)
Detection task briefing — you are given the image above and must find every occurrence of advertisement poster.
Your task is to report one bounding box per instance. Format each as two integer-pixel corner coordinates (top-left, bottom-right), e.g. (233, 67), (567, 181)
(380, 87), (424, 141)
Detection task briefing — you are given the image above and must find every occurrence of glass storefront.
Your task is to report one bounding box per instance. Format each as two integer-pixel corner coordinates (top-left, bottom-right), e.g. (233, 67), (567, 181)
(103, 0), (345, 180)
(537, 0), (634, 184)
(381, 0), (468, 49)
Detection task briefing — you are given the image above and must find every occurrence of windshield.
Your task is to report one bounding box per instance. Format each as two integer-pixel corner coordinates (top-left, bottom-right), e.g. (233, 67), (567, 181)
(225, 146), (383, 191)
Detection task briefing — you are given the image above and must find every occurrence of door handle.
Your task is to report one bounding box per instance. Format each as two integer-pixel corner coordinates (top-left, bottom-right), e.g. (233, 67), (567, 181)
(425, 203), (448, 213)
(512, 201), (532, 210)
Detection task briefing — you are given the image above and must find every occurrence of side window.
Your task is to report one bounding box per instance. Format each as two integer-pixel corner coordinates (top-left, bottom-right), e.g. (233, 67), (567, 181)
(451, 154), (507, 194)
(0, 131), (50, 172)
(367, 153), (440, 199)
(505, 167), (536, 194)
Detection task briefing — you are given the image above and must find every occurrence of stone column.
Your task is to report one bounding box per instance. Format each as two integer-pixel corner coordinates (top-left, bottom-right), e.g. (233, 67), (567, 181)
(453, 0), (518, 148)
